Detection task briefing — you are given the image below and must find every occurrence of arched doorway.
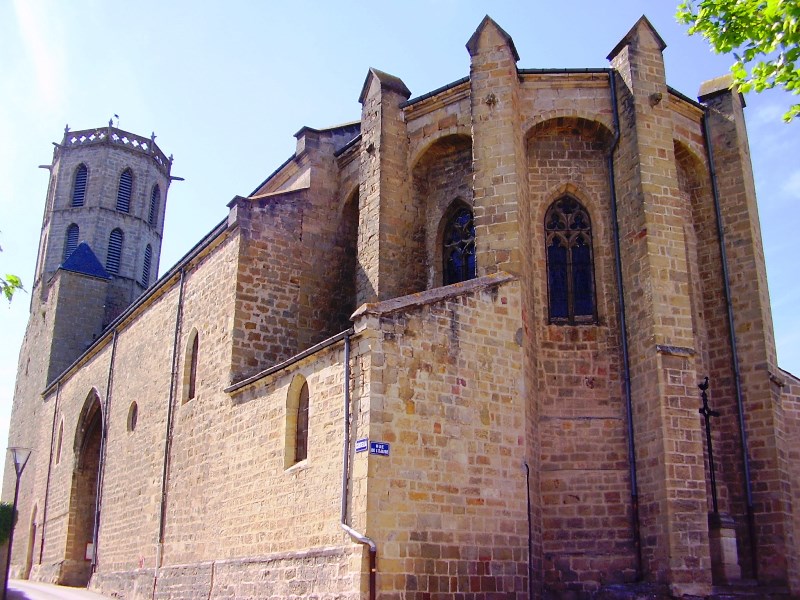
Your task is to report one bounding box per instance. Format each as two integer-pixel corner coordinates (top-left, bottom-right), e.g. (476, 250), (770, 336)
(23, 504), (37, 579)
(61, 391), (103, 586)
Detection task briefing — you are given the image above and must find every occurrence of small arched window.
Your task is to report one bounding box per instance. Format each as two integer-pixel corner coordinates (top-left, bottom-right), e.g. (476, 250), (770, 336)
(72, 164), (88, 207)
(106, 228), (124, 275)
(116, 169), (133, 213)
(64, 223), (79, 261)
(545, 196), (596, 324)
(142, 244), (153, 286)
(55, 419), (63, 465)
(148, 185), (160, 226)
(127, 402), (138, 432)
(443, 207), (476, 285)
(295, 382), (309, 463)
(183, 329), (199, 402)
(285, 375), (309, 468)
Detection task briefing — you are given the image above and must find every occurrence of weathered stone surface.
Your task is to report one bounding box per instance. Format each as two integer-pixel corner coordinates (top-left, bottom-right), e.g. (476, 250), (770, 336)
(5, 15), (800, 600)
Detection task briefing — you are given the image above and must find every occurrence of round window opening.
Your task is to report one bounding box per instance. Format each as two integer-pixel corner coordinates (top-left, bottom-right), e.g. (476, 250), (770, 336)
(127, 401), (138, 432)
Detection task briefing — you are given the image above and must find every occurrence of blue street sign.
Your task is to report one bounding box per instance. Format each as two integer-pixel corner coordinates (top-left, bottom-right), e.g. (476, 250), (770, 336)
(370, 441), (390, 456)
(355, 438), (368, 453)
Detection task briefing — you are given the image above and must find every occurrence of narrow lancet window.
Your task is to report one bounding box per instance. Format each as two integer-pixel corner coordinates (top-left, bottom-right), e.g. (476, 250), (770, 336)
(443, 207), (476, 285)
(294, 382), (309, 463)
(545, 196), (596, 324)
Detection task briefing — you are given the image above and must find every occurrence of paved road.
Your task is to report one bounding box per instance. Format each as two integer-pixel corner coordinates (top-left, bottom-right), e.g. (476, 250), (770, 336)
(6, 580), (115, 600)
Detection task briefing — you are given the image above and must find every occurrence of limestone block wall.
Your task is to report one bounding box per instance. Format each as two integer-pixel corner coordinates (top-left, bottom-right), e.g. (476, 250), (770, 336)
(47, 271), (109, 383)
(157, 341), (362, 599)
(701, 82), (797, 586)
(781, 371), (800, 591)
(411, 132), (473, 289)
(468, 19), (524, 277)
(524, 113), (635, 594)
(609, 20), (712, 593)
(4, 288), (57, 510)
(356, 275), (528, 599)
(34, 345), (114, 583)
(229, 191), (306, 380)
(230, 128), (362, 381)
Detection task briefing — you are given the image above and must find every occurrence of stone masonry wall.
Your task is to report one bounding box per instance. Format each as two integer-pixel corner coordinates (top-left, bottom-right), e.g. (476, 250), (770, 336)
(356, 275), (528, 599)
(229, 191), (305, 380)
(411, 134), (473, 289)
(610, 20), (711, 594)
(702, 84), (797, 587)
(526, 116), (636, 595)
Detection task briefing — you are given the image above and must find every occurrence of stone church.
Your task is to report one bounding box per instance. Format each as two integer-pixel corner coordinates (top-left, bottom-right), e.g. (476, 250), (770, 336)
(4, 15), (800, 600)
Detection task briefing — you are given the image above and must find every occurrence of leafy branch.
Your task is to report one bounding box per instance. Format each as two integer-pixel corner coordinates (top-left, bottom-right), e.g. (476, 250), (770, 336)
(677, 0), (800, 122)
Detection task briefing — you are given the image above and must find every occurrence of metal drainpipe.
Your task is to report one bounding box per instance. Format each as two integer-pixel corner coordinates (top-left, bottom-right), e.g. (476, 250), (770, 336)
(155, 268), (186, 594)
(607, 68), (643, 580)
(524, 462), (533, 598)
(701, 112), (757, 578)
(339, 330), (377, 600)
(92, 329), (118, 572)
(39, 380), (61, 565)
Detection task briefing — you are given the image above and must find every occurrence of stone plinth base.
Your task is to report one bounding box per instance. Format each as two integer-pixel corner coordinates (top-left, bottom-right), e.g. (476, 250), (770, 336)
(709, 512), (741, 585)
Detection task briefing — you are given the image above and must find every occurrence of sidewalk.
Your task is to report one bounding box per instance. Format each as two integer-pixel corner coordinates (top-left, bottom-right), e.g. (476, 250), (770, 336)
(6, 580), (115, 600)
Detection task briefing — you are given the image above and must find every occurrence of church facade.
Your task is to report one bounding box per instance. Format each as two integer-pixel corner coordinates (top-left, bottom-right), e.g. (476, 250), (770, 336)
(4, 16), (800, 600)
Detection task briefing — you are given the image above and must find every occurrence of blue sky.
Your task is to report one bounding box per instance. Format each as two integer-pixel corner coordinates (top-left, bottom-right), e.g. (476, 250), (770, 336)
(1, 1), (798, 471)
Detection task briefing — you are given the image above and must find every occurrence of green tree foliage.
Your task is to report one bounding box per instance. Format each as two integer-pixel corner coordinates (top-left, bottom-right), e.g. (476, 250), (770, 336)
(0, 502), (14, 546)
(1, 233), (24, 302)
(677, 0), (800, 122)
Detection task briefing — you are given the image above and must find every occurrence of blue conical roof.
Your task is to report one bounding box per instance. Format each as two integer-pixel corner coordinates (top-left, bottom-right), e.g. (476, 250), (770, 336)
(61, 242), (111, 280)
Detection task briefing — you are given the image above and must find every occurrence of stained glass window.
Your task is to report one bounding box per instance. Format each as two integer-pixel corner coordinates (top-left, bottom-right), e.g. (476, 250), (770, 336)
(545, 196), (596, 324)
(443, 207), (476, 285)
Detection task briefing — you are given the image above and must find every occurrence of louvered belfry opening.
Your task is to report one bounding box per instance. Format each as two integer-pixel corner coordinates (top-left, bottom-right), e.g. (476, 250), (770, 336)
(116, 169), (132, 212)
(148, 184), (160, 226)
(142, 244), (152, 285)
(64, 223), (79, 260)
(72, 164), (87, 207)
(106, 228), (124, 275)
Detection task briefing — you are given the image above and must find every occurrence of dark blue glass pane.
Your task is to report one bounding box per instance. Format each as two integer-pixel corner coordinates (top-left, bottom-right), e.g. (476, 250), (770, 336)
(572, 240), (593, 316)
(444, 208), (476, 285)
(548, 241), (568, 319)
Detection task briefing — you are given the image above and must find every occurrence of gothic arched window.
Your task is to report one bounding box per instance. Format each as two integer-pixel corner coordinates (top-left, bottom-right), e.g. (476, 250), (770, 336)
(64, 223), (79, 260)
(443, 207), (476, 285)
(72, 164), (88, 207)
(545, 196), (596, 324)
(106, 228), (124, 275)
(148, 185), (160, 226)
(116, 169), (132, 213)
